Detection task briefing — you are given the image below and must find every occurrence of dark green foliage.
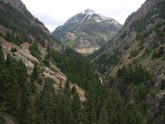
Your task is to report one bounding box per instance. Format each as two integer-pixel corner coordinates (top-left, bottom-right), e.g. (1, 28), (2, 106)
(31, 63), (44, 85)
(31, 63), (39, 81)
(0, 45), (4, 63)
(99, 94), (118, 124)
(93, 52), (119, 74)
(0, 46), (37, 124)
(152, 47), (165, 59)
(29, 43), (42, 60)
(0, 45), (162, 124)
(117, 64), (152, 85)
(5, 30), (23, 45)
(55, 88), (72, 124)
(0, 57), (24, 113)
(0, 54), (37, 124)
(129, 49), (139, 58)
(110, 65), (155, 118)
(126, 104), (146, 124)
(98, 108), (109, 124)
(0, 46), (106, 124)
(109, 65), (161, 124)
(160, 80), (165, 90)
(0, 32), (4, 37)
(47, 48), (99, 90)
(71, 86), (82, 124)
(40, 79), (56, 124)
(43, 55), (50, 66)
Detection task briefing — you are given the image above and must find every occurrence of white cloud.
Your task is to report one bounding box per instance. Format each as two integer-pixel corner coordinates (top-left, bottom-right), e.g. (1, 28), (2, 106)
(21, 0), (146, 32)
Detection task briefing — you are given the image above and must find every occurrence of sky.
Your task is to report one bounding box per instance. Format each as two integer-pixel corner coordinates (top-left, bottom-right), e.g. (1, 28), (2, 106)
(21, 0), (146, 32)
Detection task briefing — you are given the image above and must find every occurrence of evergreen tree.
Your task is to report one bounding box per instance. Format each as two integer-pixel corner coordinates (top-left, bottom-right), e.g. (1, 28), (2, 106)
(98, 108), (109, 124)
(0, 45), (4, 111)
(31, 63), (39, 81)
(126, 104), (146, 124)
(40, 78), (56, 124)
(55, 90), (72, 124)
(0, 44), (4, 62)
(71, 86), (82, 124)
(84, 92), (97, 124)
(105, 95), (118, 124)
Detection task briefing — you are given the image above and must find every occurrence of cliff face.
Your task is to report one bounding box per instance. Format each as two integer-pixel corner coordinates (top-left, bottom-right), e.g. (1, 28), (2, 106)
(0, 0), (62, 84)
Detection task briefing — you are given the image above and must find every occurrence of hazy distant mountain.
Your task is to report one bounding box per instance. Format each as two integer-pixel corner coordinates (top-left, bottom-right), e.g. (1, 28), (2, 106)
(52, 9), (122, 54)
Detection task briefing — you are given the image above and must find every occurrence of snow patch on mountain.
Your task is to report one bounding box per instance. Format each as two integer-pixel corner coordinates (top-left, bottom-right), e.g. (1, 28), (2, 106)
(60, 8), (120, 28)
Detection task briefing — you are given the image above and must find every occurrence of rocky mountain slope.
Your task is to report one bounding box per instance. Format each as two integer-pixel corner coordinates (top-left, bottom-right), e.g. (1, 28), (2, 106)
(0, 0), (86, 107)
(0, 0), (65, 86)
(0, 0), (58, 46)
(0, 0), (164, 124)
(91, 0), (165, 81)
(90, 0), (165, 123)
(0, 1), (99, 123)
(52, 9), (122, 54)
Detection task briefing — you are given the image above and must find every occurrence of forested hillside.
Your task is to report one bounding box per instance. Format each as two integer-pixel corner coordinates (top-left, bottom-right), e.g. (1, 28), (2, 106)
(0, 0), (164, 124)
(89, 0), (165, 123)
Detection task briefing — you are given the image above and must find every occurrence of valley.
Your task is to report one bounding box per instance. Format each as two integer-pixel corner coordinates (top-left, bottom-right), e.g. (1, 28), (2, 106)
(0, 0), (164, 124)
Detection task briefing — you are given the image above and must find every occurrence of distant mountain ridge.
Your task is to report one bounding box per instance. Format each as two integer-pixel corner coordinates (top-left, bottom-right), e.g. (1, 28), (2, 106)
(52, 9), (122, 54)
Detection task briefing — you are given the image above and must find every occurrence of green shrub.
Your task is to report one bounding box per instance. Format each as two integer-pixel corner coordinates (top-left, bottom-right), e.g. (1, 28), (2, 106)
(152, 47), (164, 59)
(29, 43), (42, 60)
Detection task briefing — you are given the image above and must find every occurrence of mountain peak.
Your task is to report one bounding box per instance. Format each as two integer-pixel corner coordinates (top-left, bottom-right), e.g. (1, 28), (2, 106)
(84, 8), (95, 14)
(53, 8), (122, 54)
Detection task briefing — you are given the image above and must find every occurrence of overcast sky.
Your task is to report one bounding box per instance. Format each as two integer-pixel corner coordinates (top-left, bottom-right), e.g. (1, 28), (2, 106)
(21, 0), (146, 32)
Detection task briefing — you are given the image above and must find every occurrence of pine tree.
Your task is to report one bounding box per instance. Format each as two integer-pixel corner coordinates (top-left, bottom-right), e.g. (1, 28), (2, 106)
(0, 44), (4, 63)
(0, 44), (4, 111)
(84, 92), (97, 124)
(126, 104), (146, 124)
(98, 107), (109, 124)
(99, 90), (126, 124)
(40, 78), (56, 124)
(71, 86), (82, 124)
(55, 90), (72, 124)
(31, 63), (39, 81)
